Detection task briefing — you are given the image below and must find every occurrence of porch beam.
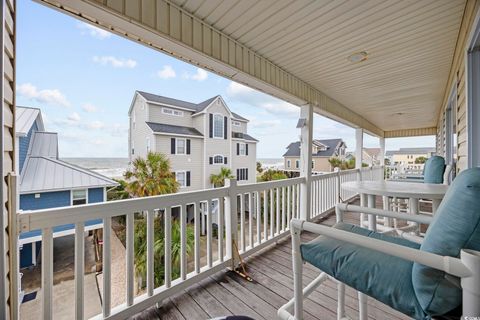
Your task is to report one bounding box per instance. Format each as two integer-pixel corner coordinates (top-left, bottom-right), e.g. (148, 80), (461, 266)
(38, 0), (383, 137)
(299, 104), (313, 221)
(384, 127), (437, 138)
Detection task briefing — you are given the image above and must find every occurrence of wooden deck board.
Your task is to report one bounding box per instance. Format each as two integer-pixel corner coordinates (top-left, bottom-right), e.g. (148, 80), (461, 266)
(133, 198), (413, 320)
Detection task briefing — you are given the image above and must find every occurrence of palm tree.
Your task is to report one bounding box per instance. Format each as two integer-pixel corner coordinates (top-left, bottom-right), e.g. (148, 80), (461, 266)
(124, 152), (179, 197)
(210, 167), (234, 187)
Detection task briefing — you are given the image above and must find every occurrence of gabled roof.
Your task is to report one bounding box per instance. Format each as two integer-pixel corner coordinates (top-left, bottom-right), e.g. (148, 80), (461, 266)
(146, 122), (203, 137)
(20, 132), (117, 194)
(386, 147), (436, 156)
(134, 91), (249, 122)
(283, 139), (344, 157)
(16, 106), (45, 136)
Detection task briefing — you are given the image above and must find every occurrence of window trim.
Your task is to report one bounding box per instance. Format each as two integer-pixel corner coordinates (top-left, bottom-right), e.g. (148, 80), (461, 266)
(213, 154), (224, 165)
(213, 113), (224, 139)
(146, 137), (151, 153)
(175, 138), (186, 155)
(71, 189), (88, 206)
(237, 168), (248, 181)
(239, 143), (247, 156)
(287, 160), (291, 168)
(467, 13), (480, 168)
(162, 107), (184, 117)
(295, 160), (300, 169)
(175, 170), (187, 188)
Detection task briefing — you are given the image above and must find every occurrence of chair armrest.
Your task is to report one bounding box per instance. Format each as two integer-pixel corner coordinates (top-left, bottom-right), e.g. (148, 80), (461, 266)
(335, 203), (433, 225)
(290, 219), (471, 278)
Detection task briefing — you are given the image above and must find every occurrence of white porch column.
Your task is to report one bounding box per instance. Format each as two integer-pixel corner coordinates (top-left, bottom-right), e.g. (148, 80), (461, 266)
(379, 137), (385, 166)
(299, 104), (313, 221)
(355, 128), (364, 172)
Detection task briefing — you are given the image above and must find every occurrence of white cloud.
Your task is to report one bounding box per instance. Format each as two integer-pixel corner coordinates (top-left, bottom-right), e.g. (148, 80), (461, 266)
(157, 65), (176, 79)
(77, 22), (112, 39)
(82, 103), (98, 113)
(183, 68), (208, 81)
(226, 81), (298, 116)
(93, 56), (137, 68)
(17, 83), (70, 107)
(67, 112), (81, 122)
(87, 121), (105, 130)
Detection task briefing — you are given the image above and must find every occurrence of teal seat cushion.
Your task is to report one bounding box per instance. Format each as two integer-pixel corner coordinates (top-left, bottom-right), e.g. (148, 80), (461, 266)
(301, 223), (427, 319)
(413, 168), (480, 315)
(423, 156), (445, 184)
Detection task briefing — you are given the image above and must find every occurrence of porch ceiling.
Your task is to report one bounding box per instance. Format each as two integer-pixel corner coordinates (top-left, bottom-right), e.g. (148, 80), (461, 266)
(40, 0), (466, 136)
(171, 0), (466, 132)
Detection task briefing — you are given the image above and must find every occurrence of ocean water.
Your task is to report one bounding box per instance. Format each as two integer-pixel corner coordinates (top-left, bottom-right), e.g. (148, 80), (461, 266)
(62, 157), (285, 179)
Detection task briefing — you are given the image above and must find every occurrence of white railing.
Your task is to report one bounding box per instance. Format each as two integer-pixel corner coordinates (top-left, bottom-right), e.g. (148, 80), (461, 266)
(15, 166), (383, 319)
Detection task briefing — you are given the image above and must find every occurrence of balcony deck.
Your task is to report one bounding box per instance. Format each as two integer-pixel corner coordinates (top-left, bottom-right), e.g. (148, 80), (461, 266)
(135, 204), (411, 320)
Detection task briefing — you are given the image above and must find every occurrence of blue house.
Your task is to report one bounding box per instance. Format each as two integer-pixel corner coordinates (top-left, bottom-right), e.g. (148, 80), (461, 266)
(16, 107), (117, 268)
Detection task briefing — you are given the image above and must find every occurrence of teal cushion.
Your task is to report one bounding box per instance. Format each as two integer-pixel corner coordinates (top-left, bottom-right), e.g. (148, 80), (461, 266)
(301, 223), (427, 319)
(423, 156), (445, 184)
(413, 168), (480, 315)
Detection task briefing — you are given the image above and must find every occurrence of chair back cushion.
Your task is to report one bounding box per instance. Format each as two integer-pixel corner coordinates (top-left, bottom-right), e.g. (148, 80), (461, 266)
(423, 156), (445, 184)
(413, 167), (480, 315)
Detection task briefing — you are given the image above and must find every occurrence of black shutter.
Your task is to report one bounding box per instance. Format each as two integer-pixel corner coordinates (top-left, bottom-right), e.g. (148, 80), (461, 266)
(224, 157), (227, 164)
(209, 113), (213, 138)
(246, 144), (249, 156)
(224, 116), (228, 139)
(186, 171), (191, 187)
(237, 143), (240, 155)
(236, 169), (239, 181)
(171, 138), (176, 154)
(246, 169), (248, 181)
(186, 139), (191, 155)
(209, 157), (213, 165)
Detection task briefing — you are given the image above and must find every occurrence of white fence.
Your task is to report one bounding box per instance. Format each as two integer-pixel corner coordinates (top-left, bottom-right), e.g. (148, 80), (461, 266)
(15, 166), (383, 320)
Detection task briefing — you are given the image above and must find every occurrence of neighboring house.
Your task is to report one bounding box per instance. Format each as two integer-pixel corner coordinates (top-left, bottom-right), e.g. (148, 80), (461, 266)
(128, 91), (258, 191)
(283, 139), (346, 173)
(16, 107), (117, 269)
(346, 148), (382, 166)
(385, 147), (436, 170)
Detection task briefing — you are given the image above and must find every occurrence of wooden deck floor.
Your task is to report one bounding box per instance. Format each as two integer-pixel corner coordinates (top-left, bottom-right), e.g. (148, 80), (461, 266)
(133, 203), (414, 320)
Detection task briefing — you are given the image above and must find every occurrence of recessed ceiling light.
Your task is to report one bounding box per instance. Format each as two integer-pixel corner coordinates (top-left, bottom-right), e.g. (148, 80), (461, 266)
(348, 51), (368, 63)
(395, 112), (404, 116)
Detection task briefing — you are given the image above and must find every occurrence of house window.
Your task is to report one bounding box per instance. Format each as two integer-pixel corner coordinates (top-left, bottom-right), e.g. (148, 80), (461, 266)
(287, 160), (291, 168)
(237, 168), (248, 181)
(176, 171), (186, 188)
(72, 189), (87, 206)
(295, 160), (300, 169)
(239, 143), (246, 156)
(146, 137), (150, 153)
(312, 160), (315, 169)
(131, 141), (135, 155)
(213, 114), (224, 138)
(176, 138), (186, 155)
(162, 108), (183, 117)
(214, 155), (224, 164)
(232, 120), (241, 126)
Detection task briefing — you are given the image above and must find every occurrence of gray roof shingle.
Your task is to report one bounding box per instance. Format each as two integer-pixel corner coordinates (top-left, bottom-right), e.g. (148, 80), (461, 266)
(146, 122), (203, 137)
(283, 139), (343, 157)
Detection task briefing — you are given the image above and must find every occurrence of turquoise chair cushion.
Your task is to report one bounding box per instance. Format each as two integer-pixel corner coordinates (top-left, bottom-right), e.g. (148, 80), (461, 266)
(413, 167), (480, 315)
(423, 156), (445, 184)
(301, 223), (427, 319)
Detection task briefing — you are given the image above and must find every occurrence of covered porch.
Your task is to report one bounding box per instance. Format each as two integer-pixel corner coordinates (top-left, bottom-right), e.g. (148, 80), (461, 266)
(2, 0), (480, 319)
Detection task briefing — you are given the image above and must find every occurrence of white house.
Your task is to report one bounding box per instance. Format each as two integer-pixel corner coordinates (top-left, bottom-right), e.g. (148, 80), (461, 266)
(128, 91), (258, 191)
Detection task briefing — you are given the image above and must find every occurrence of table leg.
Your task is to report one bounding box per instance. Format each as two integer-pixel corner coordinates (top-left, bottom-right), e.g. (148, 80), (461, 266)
(383, 196), (392, 227)
(409, 198), (420, 234)
(367, 194), (376, 232)
(432, 199), (441, 215)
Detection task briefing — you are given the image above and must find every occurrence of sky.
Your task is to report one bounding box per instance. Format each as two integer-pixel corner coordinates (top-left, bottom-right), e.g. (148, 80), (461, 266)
(16, 1), (435, 159)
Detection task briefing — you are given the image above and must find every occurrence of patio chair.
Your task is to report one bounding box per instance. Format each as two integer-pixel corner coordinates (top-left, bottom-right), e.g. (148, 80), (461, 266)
(278, 167), (480, 320)
(390, 155), (446, 184)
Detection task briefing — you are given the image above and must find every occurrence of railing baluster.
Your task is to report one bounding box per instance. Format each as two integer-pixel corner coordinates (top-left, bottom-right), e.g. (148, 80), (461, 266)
(270, 188), (274, 237)
(287, 185), (291, 229)
(263, 190), (268, 241)
(218, 198), (225, 262)
(292, 184), (296, 219)
(248, 193), (253, 248)
(296, 184), (300, 219)
(103, 217), (111, 317)
(146, 210), (154, 296)
(165, 207), (172, 288)
(126, 212), (134, 306)
(256, 191), (261, 244)
(75, 222), (85, 320)
(206, 200), (213, 268)
(276, 188), (280, 235)
(180, 204), (187, 280)
(282, 187), (286, 232)
(42, 228), (53, 319)
(240, 193), (245, 252)
(194, 202), (201, 273)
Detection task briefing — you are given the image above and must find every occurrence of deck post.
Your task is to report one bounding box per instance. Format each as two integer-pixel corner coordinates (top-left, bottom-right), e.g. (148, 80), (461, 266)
(355, 128), (364, 173)
(299, 104), (313, 222)
(225, 179), (238, 266)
